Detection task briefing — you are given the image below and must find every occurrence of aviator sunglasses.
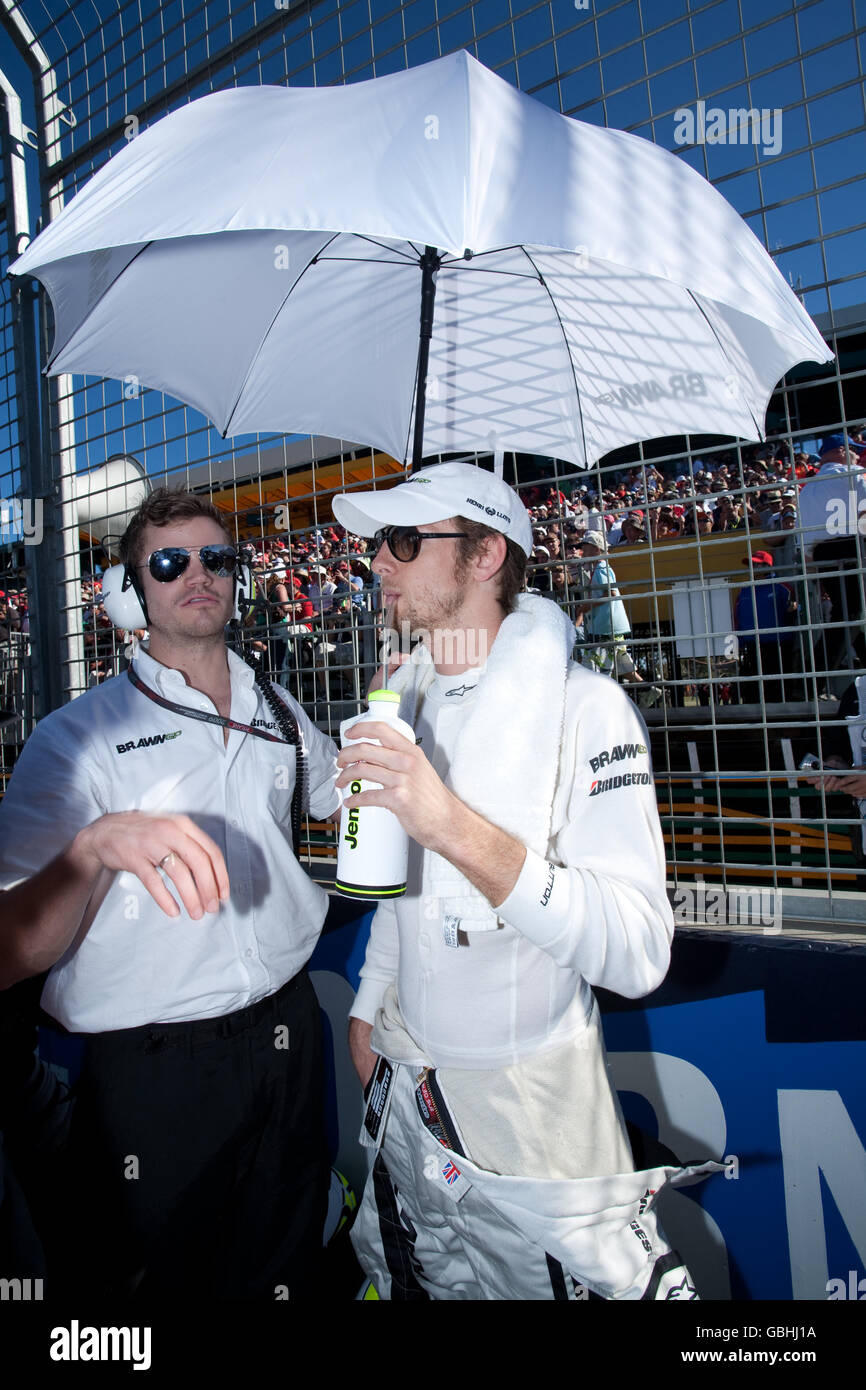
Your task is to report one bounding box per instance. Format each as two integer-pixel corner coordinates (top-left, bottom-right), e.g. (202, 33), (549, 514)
(368, 525), (468, 563)
(140, 544), (241, 582)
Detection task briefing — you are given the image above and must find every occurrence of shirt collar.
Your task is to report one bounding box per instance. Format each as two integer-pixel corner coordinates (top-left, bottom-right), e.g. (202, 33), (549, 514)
(133, 641), (255, 695)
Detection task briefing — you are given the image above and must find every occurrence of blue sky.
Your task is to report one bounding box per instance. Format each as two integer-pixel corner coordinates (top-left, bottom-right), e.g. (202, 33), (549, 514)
(0, 0), (863, 487)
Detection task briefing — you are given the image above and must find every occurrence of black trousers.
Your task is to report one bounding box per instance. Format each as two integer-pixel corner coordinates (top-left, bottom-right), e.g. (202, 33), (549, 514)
(52, 970), (328, 1301)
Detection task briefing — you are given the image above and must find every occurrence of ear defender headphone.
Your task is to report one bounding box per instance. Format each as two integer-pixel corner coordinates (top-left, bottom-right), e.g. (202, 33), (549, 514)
(100, 544), (256, 630)
(100, 562), (149, 629)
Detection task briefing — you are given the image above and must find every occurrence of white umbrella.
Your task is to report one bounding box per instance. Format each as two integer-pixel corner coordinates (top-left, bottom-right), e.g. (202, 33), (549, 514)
(11, 51), (832, 470)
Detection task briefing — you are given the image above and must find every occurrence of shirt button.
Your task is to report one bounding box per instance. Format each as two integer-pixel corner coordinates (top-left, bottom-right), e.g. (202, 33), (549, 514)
(245, 949), (254, 958)
(230, 818), (240, 828)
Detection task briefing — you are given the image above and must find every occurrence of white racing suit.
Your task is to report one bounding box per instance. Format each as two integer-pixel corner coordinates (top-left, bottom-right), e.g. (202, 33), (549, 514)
(352, 1005), (721, 1302)
(348, 596), (722, 1299)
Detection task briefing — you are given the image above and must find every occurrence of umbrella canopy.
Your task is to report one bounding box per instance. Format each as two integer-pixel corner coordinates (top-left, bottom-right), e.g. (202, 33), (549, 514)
(11, 51), (832, 469)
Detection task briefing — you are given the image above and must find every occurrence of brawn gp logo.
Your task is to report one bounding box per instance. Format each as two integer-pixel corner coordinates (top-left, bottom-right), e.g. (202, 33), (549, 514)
(116, 730), (183, 754)
(588, 742), (647, 774)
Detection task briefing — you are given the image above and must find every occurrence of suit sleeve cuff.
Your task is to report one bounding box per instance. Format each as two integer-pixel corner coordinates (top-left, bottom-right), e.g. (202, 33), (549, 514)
(350, 974), (390, 1025)
(495, 847), (582, 954)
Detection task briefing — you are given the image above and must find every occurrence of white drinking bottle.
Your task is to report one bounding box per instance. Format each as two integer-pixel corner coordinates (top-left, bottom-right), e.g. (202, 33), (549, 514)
(335, 689), (416, 899)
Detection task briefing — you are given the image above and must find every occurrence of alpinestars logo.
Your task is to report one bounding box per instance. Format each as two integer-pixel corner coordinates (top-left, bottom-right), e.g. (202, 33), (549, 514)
(588, 742), (647, 774)
(116, 730), (182, 754)
(664, 1273), (697, 1299)
(590, 772), (651, 796)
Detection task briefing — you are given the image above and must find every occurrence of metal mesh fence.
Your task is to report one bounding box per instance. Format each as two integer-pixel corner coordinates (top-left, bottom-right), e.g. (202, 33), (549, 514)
(1, 0), (864, 931)
(0, 81), (34, 794)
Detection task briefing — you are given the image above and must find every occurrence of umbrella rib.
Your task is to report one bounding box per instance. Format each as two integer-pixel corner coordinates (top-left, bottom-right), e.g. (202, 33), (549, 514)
(349, 234), (418, 261)
(221, 231), (342, 439)
(686, 289), (765, 440)
(45, 240), (154, 371)
(314, 256), (422, 268)
(518, 246), (590, 469)
(438, 265), (540, 279)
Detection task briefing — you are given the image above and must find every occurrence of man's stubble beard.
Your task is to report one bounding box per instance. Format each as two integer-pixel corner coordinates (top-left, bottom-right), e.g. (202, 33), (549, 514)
(394, 567), (470, 638)
(148, 594), (233, 647)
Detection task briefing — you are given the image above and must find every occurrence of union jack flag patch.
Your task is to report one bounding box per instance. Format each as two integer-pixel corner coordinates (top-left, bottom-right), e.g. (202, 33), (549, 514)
(442, 1161), (461, 1186)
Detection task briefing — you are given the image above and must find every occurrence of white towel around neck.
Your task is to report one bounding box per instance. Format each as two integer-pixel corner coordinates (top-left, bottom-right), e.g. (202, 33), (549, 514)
(387, 592), (575, 930)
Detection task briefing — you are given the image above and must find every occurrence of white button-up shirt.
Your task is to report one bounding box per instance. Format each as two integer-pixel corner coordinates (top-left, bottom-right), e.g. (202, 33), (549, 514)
(0, 645), (340, 1032)
(798, 459), (866, 557)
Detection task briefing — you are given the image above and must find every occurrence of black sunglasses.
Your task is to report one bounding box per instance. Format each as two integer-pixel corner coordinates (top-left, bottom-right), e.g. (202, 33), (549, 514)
(368, 525), (469, 563)
(139, 545), (240, 583)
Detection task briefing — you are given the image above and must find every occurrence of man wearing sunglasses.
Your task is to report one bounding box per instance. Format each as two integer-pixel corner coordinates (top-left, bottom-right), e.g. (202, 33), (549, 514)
(0, 487), (341, 1300)
(330, 463), (694, 1302)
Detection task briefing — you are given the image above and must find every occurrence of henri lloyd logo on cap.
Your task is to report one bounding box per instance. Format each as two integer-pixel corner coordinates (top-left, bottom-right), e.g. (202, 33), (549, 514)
(465, 495), (511, 524)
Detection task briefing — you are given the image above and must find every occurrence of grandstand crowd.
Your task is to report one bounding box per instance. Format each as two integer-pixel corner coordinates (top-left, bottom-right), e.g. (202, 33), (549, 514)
(2, 430), (866, 710)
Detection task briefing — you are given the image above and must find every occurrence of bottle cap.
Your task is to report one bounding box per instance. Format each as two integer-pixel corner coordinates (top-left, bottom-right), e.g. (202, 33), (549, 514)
(368, 689), (401, 705)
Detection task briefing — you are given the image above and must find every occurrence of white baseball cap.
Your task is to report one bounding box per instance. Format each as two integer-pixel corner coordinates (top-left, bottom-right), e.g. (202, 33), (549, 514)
(332, 461), (533, 557)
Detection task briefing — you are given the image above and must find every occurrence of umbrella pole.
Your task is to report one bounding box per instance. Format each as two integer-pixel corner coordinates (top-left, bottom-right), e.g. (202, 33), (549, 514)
(410, 245), (441, 473)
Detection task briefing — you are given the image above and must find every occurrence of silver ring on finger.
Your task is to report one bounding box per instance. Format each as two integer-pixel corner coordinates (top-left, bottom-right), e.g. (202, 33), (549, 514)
(158, 852), (176, 871)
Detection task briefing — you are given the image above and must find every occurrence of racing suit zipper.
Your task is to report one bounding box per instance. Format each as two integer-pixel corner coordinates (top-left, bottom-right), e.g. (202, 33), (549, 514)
(416, 1066), (462, 1154)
